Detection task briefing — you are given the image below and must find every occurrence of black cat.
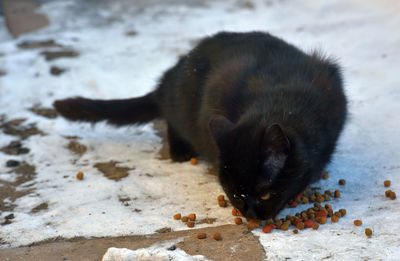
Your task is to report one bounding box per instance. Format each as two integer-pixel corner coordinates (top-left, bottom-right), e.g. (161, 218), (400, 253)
(54, 32), (347, 220)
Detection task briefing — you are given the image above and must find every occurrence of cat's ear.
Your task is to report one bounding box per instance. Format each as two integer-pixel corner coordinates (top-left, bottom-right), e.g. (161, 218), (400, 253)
(262, 124), (290, 170)
(209, 115), (235, 144)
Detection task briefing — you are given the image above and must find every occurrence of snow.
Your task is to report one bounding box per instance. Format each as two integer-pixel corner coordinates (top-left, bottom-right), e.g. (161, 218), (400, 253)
(0, 0), (400, 260)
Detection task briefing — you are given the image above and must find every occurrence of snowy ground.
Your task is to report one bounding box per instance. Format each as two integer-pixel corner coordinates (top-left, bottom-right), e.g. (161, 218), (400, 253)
(0, 0), (399, 260)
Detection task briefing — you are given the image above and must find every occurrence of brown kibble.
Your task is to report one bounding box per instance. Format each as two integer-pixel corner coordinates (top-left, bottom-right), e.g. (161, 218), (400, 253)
(173, 213), (181, 220)
(247, 222), (257, 230)
(213, 232), (221, 241)
(338, 179), (346, 185)
(365, 228), (373, 237)
(354, 220), (362, 226)
(76, 172), (84, 180)
(324, 194), (330, 201)
(312, 223), (319, 230)
(217, 195), (225, 201)
(188, 213), (196, 221)
(334, 211), (342, 218)
(197, 233), (206, 239)
(322, 172), (329, 179)
(385, 190), (392, 197)
(317, 196), (325, 203)
(296, 222), (305, 230)
(384, 180), (391, 187)
(293, 229), (299, 234)
(339, 209), (347, 217)
(316, 216), (327, 224)
(218, 200), (227, 207)
(302, 197), (309, 204)
(331, 215), (339, 223)
(334, 190), (341, 198)
(187, 221), (195, 228)
(389, 191), (396, 200)
(234, 217), (243, 225)
(181, 216), (189, 222)
(309, 194), (316, 202)
(232, 208), (239, 216)
(325, 204), (332, 210)
(324, 190), (332, 196)
(249, 219), (262, 228)
(190, 158), (198, 165)
(281, 222), (290, 231)
(304, 219), (314, 228)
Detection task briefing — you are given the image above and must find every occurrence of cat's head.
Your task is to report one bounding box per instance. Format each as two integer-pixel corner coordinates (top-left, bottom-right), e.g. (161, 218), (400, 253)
(210, 115), (309, 220)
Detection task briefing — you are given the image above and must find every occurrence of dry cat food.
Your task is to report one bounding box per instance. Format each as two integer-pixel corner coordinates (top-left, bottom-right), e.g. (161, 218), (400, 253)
(173, 213), (181, 220)
(217, 195), (225, 201)
(213, 232), (221, 241)
(262, 224), (276, 233)
(322, 172), (329, 179)
(293, 229), (299, 234)
(187, 221), (195, 228)
(354, 220), (362, 226)
(385, 190), (396, 200)
(188, 213), (196, 221)
(181, 216), (189, 222)
(76, 171), (84, 180)
(384, 180), (391, 187)
(338, 179), (346, 185)
(218, 200), (227, 207)
(365, 228), (373, 237)
(334, 190), (341, 198)
(190, 157), (198, 165)
(234, 217), (243, 225)
(197, 233), (206, 239)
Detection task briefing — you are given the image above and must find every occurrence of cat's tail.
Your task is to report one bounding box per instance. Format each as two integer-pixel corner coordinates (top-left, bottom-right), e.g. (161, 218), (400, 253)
(53, 92), (160, 126)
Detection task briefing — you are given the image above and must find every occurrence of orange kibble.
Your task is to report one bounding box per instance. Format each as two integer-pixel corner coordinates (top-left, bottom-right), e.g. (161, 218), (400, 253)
(188, 213), (196, 221)
(331, 215), (339, 223)
(173, 213), (181, 220)
(187, 221), (195, 228)
(247, 223), (256, 230)
(234, 217), (243, 225)
(293, 229), (299, 234)
(218, 200), (227, 207)
(354, 220), (362, 226)
(232, 208), (239, 216)
(262, 224), (276, 233)
(312, 223), (319, 230)
(316, 216), (327, 224)
(190, 158), (198, 165)
(197, 233), (206, 239)
(181, 216), (189, 222)
(304, 219), (314, 228)
(213, 232), (221, 241)
(217, 195), (225, 201)
(384, 180), (391, 187)
(389, 191), (396, 200)
(76, 172), (84, 180)
(365, 228), (373, 237)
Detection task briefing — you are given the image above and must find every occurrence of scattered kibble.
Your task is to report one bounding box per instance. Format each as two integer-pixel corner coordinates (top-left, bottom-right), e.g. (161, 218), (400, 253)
(190, 158), (198, 165)
(331, 215), (339, 223)
(217, 195), (225, 201)
(213, 232), (221, 241)
(293, 229), (299, 234)
(173, 213), (181, 220)
(76, 172), (84, 180)
(188, 213), (196, 221)
(304, 219), (314, 228)
(339, 209), (347, 217)
(334, 190), (341, 198)
(232, 208), (239, 216)
(338, 179), (346, 185)
(296, 222), (305, 230)
(262, 224), (276, 233)
(247, 223), (257, 230)
(197, 233), (206, 239)
(181, 216), (189, 222)
(384, 180), (391, 187)
(389, 191), (396, 200)
(281, 222), (290, 231)
(187, 221), (195, 228)
(354, 220), (362, 226)
(365, 228), (373, 237)
(234, 217), (243, 225)
(312, 223), (319, 230)
(322, 172), (329, 179)
(218, 200), (227, 207)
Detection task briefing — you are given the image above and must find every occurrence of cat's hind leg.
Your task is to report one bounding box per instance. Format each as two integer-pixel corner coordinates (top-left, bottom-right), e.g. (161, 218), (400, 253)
(167, 124), (196, 162)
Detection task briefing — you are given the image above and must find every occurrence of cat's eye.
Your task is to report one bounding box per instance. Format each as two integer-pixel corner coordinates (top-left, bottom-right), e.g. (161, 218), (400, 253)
(260, 192), (271, 200)
(233, 193), (247, 200)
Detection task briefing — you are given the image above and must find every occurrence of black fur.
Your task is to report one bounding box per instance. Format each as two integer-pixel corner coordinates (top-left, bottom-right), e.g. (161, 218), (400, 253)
(54, 32), (347, 219)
